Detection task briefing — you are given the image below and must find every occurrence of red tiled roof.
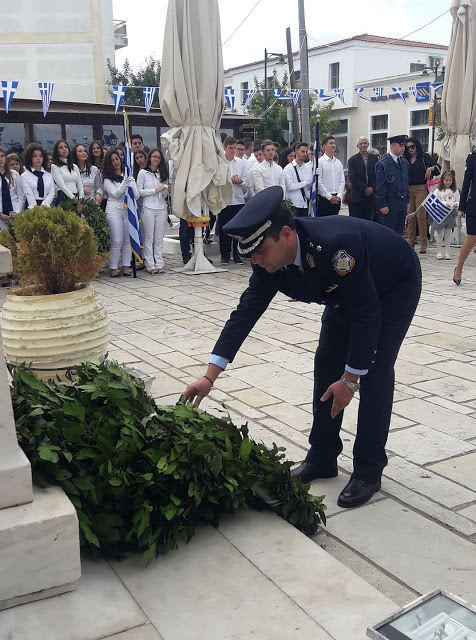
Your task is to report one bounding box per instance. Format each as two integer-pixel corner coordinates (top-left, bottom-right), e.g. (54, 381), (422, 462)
(224, 33), (447, 73)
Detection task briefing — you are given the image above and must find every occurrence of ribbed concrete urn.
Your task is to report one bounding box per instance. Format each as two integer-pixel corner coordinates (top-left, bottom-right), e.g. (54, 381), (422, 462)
(0, 285), (109, 381)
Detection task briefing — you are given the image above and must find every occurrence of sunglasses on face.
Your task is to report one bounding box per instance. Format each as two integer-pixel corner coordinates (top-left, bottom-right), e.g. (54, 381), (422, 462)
(406, 145), (416, 150)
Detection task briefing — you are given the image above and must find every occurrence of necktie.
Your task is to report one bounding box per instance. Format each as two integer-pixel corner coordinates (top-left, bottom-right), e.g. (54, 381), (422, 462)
(29, 168), (45, 198)
(397, 157), (402, 170)
(0, 172), (13, 215)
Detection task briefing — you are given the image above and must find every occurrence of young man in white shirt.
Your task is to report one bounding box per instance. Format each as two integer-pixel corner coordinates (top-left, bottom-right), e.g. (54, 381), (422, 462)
(235, 140), (246, 159)
(283, 142), (313, 216)
(254, 139), (285, 194)
(317, 135), (345, 217)
(243, 138), (253, 160)
(247, 148), (264, 199)
(219, 136), (248, 264)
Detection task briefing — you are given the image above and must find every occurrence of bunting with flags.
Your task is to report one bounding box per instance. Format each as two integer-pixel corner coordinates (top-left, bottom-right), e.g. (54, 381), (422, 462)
(224, 88), (235, 110)
(38, 82), (54, 117)
(113, 85), (127, 114)
(271, 88), (292, 100)
(355, 87), (371, 101)
(291, 89), (302, 106)
(123, 111), (143, 263)
(309, 121), (319, 217)
(315, 89), (334, 102)
(1, 81), (18, 114)
(392, 87), (406, 103)
(432, 83), (444, 93)
(408, 86), (416, 97)
(334, 88), (346, 104)
(373, 87), (384, 98)
(243, 88), (257, 113)
(142, 87), (157, 113)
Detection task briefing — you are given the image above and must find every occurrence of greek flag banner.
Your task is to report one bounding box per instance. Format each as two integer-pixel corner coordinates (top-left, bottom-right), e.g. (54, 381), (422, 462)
(1, 81), (18, 114)
(373, 87), (384, 98)
(334, 88), (346, 104)
(408, 86), (416, 97)
(243, 88), (257, 113)
(143, 87), (157, 113)
(432, 83), (444, 93)
(271, 89), (292, 101)
(123, 111), (143, 263)
(421, 192), (452, 224)
(291, 89), (302, 106)
(309, 121), (319, 217)
(392, 87), (406, 103)
(315, 89), (333, 102)
(113, 85), (127, 114)
(224, 88), (235, 110)
(355, 88), (371, 101)
(38, 82), (54, 117)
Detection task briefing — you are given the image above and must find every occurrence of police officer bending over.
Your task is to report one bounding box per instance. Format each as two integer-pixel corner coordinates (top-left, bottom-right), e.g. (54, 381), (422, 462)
(184, 187), (421, 509)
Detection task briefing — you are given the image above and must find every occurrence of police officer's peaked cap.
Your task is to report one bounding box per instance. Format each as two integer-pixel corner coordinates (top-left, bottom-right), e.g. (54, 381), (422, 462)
(223, 186), (284, 255)
(387, 134), (408, 145)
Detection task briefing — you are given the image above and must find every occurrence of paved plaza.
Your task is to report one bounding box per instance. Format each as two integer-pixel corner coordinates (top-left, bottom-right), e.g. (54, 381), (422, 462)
(2, 230), (476, 638)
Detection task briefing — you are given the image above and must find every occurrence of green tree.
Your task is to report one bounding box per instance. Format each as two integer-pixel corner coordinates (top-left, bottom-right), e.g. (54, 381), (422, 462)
(106, 56), (161, 108)
(247, 71), (339, 146)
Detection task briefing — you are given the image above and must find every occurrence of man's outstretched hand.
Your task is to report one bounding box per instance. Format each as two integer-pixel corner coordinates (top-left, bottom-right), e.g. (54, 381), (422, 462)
(183, 377), (213, 407)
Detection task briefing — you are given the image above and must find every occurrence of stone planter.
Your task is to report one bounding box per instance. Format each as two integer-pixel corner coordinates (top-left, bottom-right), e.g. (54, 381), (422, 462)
(0, 285), (109, 381)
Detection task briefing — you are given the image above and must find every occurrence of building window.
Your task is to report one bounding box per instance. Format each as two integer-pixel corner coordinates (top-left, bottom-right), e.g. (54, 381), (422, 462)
(410, 63), (425, 73)
(65, 124), (94, 148)
(293, 70), (301, 83)
(102, 125), (123, 148)
(33, 124), (62, 152)
(0, 123), (26, 154)
(240, 81), (248, 104)
(370, 113), (389, 155)
(265, 76), (273, 90)
(410, 108), (430, 151)
(329, 62), (340, 89)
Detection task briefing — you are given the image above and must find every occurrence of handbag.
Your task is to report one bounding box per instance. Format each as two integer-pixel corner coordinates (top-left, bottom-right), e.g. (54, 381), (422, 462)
(423, 154), (441, 192)
(342, 180), (352, 205)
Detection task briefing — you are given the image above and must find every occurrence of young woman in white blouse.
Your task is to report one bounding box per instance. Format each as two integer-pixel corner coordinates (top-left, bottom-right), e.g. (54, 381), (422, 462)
(102, 149), (139, 278)
(137, 148), (169, 274)
(0, 147), (24, 230)
(51, 139), (84, 205)
(72, 144), (103, 206)
(88, 140), (105, 172)
(21, 143), (56, 209)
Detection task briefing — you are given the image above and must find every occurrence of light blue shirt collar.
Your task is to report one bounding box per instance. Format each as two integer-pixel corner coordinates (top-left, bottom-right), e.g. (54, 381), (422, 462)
(293, 234), (304, 273)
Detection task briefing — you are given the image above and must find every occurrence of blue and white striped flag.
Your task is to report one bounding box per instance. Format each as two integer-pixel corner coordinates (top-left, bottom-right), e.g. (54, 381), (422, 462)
(123, 111), (143, 263)
(334, 88), (346, 104)
(392, 87), (406, 103)
(309, 121), (319, 217)
(355, 88), (371, 101)
(38, 82), (54, 117)
(271, 88), (292, 100)
(113, 85), (126, 114)
(291, 89), (302, 106)
(243, 88), (257, 113)
(143, 87), (156, 113)
(1, 81), (18, 114)
(408, 86), (416, 97)
(432, 83), (444, 93)
(315, 89), (333, 102)
(224, 88), (235, 110)
(421, 192), (452, 224)
(373, 87), (384, 98)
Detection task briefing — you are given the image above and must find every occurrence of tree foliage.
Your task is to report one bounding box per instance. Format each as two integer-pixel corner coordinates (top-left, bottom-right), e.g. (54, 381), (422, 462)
(106, 56), (161, 108)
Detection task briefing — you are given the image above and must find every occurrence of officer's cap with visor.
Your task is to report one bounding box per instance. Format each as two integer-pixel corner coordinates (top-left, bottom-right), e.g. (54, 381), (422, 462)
(223, 186), (286, 256)
(387, 134), (408, 145)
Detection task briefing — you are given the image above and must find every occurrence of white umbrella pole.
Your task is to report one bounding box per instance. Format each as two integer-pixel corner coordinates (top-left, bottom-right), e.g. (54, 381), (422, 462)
(181, 203), (221, 275)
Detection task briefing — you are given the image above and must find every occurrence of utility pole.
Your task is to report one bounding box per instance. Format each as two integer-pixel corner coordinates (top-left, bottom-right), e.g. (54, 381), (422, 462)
(298, 0), (310, 145)
(286, 27), (300, 144)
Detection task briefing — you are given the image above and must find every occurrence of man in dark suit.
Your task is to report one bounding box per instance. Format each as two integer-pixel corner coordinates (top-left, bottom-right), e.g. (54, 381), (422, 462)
(183, 187), (421, 509)
(375, 135), (410, 235)
(347, 137), (378, 221)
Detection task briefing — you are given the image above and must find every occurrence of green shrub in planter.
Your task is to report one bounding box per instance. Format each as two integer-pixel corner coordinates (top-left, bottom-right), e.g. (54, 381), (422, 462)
(12, 361), (326, 562)
(59, 197), (111, 255)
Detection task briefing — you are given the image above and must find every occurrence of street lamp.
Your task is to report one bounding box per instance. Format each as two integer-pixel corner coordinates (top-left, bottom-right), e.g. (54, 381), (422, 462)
(264, 49), (285, 137)
(422, 60), (445, 155)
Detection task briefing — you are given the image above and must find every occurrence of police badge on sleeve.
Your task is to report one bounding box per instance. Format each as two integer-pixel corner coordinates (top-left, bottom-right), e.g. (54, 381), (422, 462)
(332, 250), (355, 276)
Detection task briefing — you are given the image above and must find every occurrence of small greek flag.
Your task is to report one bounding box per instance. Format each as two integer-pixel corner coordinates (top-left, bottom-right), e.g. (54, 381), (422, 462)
(355, 87), (371, 101)
(113, 85), (127, 114)
(271, 88), (291, 101)
(408, 86), (416, 97)
(1, 81), (18, 114)
(309, 121), (319, 217)
(432, 83), (444, 93)
(392, 87), (406, 103)
(38, 82), (54, 117)
(373, 87), (384, 98)
(243, 88), (257, 113)
(123, 111), (143, 263)
(315, 89), (333, 102)
(143, 87), (157, 113)
(421, 192), (452, 224)
(334, 88), (346, 104)
(291, 89), (302, 106)
(224, 88), (235, 110)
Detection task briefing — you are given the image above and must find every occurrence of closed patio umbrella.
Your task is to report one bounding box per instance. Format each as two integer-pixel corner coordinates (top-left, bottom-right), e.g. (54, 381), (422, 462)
(159, 0), (232, 273)
(441, 0), (476, 184)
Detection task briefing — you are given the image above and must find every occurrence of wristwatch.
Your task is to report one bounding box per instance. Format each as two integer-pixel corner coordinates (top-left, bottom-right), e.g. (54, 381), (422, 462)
(339, 375), (360, 393)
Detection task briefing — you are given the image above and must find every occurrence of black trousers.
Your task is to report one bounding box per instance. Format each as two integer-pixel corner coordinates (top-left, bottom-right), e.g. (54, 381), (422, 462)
(317, 195), (341, 217)
(309, 253), (421, 481)
(219, 205), (242, 260)
(179, 218), (194, 260)
(382, 198), (407, 236)
(295, 207), (309, 217)
(348, 197), (376, 221)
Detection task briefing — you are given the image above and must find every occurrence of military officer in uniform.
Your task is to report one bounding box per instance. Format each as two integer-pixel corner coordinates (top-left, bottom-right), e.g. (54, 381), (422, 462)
(183, 187), (421, 508)
(375, 135), (410, 235)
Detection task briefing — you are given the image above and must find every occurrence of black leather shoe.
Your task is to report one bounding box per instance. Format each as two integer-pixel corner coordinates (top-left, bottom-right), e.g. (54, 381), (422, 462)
(337, 477), (381, 508)
(291, 461), (338, 484)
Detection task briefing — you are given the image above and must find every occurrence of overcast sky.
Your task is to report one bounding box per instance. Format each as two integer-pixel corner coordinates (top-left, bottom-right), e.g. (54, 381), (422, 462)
(112, 0), (453, 72)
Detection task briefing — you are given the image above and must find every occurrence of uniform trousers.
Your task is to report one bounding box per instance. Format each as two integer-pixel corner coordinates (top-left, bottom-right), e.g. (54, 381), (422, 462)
(381, 197), (407, 236)
(317, 195), (341, 217)
(309, 250), (421, 482)
(106, 208), (131, 270)
(294, 207), (309, 217)
(407, 184), (429, 248)
(348, 197), (376, 221)
(141, 206), (167, 270)
(219, 205), (243, 261)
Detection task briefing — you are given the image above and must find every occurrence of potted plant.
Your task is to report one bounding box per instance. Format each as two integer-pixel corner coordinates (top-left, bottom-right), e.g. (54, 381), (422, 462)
(0, 206), (109, 381)
(58, 197), (111, 255)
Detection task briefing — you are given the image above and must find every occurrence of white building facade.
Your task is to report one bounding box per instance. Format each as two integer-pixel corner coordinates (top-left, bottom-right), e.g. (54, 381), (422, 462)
(0, 0), (126, 105)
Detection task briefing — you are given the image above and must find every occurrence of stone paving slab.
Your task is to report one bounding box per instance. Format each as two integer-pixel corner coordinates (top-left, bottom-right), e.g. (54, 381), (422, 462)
(428, 452), (476, 492)
(101, 626), (164, 640)
(392, 397), (476, 439)
(386, 424), (475, 465)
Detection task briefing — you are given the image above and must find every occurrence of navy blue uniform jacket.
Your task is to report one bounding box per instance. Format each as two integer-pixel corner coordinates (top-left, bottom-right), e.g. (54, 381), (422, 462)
(459, 152), (476, 215)
(213, 216), (420, 372)
(375, 155), (410, 210)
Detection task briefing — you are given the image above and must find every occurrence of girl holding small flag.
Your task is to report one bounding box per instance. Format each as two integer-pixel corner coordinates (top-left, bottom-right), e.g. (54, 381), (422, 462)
(433, 171), (459, 260)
